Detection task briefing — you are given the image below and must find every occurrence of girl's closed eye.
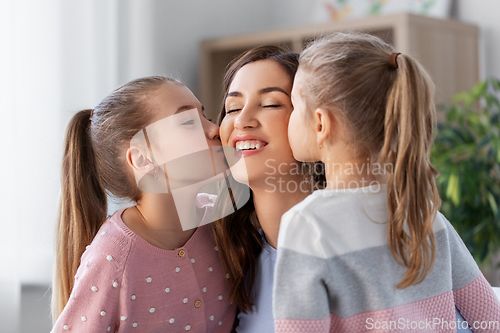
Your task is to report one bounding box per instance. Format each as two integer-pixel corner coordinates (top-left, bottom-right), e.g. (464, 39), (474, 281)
(182, 119), (195, 126)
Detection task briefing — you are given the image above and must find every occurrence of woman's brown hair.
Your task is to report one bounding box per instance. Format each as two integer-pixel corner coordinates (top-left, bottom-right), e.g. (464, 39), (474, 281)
(52, 76), (179, 321)
(299, 32), (440, 288)
(212, 45), (325, 313)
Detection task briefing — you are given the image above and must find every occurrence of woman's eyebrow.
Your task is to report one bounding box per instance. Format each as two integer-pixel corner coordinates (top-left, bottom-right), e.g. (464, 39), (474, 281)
(259, 87), (289, 96)
(227, 87), (289, 98)
(226, 91), (242, 98)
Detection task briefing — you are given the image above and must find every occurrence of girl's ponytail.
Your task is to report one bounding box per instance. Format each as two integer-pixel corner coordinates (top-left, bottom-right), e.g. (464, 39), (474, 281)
(52, 109), (107, 320)
(51, 76), (177, 321)
(379, 54), (441, 288)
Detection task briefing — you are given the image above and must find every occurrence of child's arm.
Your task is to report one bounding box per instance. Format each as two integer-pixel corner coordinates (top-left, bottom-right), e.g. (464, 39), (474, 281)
(52, 244), (123, 333)
(445, 219), (500, 333)
(273, 211), (332, 333)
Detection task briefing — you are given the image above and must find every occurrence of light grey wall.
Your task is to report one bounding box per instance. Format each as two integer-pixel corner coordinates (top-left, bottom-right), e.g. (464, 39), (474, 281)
(456, 0), (500, 79)
(118, 0), (499, 98)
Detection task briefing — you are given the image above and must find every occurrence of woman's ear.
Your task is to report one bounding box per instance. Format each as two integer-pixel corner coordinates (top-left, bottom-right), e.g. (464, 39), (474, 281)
(314, 108), (332, 148)
(126, 147), (154, 175)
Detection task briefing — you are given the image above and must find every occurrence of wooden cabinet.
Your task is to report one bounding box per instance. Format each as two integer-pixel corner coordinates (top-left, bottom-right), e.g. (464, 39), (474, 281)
(199, 13), (479, 121)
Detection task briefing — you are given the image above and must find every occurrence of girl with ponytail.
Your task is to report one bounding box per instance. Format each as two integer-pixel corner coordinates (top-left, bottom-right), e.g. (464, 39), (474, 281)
(272, 32), (500, 332)
(52, 76), (235, 332)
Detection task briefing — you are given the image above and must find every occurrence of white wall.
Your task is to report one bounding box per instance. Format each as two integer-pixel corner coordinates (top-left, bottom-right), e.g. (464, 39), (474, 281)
(456, 0), (500, 79)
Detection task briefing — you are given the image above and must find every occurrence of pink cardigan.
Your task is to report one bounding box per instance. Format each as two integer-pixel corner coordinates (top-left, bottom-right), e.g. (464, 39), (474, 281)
(53, 205), (236, 332)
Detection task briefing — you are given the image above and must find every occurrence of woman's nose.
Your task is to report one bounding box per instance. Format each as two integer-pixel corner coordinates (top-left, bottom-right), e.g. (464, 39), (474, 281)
(234, 106), (259, 130)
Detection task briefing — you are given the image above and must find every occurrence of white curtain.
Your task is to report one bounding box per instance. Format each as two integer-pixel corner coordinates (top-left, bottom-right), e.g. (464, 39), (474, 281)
(0, 1), (119, 331)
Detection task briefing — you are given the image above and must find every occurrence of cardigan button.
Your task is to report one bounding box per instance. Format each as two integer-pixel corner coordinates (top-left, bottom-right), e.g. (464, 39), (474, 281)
(194, 300), (202, 308)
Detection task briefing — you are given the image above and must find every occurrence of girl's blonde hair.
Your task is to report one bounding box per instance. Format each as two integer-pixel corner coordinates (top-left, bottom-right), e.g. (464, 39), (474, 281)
(52, 76), (179, 321)
(300, 32), (440, 288)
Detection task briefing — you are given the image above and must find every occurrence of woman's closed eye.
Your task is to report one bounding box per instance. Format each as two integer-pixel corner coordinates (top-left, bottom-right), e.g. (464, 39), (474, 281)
(262, 104), (284, 108)
(226, 108), (242, 114)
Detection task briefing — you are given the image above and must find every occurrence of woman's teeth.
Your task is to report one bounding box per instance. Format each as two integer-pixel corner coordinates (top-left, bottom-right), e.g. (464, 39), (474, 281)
(235, 140), (266, 152)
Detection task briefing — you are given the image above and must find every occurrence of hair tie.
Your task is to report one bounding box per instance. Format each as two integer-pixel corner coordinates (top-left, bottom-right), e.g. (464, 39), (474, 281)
(389, 52), (401, 69)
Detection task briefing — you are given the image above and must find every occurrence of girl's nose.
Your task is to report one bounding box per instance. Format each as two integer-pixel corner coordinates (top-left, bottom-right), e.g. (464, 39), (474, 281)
(203, 116), (220, 141)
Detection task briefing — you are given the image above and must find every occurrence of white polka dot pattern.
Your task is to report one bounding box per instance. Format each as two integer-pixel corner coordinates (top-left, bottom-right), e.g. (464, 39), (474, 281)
(51, 213), (236, 333)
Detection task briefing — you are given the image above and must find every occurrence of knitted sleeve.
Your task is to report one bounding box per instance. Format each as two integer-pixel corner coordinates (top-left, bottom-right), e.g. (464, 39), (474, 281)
(52, 232), (125, 333)
(445, 218), (500, 333)
(273, 211), (331, 333)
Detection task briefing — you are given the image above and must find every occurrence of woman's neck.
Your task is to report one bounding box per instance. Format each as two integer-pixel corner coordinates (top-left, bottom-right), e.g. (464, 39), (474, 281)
(251, 174), (309, 249)
(121, 191), (199, 250)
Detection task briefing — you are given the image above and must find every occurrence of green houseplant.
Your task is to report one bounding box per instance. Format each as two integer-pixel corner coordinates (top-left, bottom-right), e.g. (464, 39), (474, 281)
(431, 78), (500, 265)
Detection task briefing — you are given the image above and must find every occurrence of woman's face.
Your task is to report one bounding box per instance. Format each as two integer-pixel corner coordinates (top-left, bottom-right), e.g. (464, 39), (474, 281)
(220, 60), (297, 185)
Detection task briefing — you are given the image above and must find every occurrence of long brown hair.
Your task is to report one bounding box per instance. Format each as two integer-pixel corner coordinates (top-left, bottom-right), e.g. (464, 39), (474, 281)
(212, 46), (325, 313)
(53, 76), (179, 321)
(299, 32), (440, 288)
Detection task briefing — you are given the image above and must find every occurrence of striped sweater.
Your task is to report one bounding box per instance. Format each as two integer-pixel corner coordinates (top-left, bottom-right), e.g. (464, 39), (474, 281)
(273, 185), (500, 333)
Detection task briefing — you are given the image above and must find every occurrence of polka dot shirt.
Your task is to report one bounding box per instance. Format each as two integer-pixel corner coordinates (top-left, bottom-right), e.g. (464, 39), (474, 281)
(52, 197), (235, 333)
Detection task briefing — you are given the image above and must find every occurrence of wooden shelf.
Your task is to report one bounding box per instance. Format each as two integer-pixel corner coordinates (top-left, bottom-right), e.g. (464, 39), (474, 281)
(199, 13), (479, 121)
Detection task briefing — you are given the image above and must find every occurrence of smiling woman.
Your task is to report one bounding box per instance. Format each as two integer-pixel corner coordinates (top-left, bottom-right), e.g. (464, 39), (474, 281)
(212, 46), (326, 332)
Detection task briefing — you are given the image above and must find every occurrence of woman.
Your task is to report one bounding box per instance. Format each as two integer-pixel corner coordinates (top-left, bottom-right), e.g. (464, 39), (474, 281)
(213, 45), (472, 333)
(213, 46), (323, 332)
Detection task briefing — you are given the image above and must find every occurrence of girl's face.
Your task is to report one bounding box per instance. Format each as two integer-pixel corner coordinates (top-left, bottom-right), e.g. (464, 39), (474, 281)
(288, 69), (318, 162)
(134, 83), (225, 189)
(220, 60), (297, 185)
